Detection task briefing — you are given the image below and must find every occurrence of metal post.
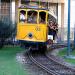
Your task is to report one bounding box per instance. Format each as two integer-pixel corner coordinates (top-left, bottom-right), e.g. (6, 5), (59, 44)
(39, 0), (40, 8)
(64, 0), (75, 59)
(74, 24), (75, 49)
(11, 0), (15, 24)
(0, 0), (1, 19)
(67, 0), (71, 56)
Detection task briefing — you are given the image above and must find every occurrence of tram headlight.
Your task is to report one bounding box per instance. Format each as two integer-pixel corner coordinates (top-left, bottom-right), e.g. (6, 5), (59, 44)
(28, 33), (33, 38)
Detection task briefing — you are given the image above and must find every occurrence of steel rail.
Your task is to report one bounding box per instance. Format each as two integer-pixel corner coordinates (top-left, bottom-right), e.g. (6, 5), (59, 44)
(28, 52), (59, 75)
(26, 44), (75, 75)
(45, 52), (75, 74)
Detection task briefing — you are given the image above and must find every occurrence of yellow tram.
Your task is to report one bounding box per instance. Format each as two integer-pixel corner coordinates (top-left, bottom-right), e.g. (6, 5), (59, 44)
(16, 2), (57, 51)
(16, 9), (48, 42)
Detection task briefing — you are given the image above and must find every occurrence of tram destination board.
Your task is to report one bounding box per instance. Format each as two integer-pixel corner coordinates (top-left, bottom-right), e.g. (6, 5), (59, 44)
(22, 0), (46, 2)
(22, 0), (64, 3)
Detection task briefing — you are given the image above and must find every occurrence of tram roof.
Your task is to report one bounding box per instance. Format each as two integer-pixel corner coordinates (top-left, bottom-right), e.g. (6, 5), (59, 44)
(19, 6), (49, 11)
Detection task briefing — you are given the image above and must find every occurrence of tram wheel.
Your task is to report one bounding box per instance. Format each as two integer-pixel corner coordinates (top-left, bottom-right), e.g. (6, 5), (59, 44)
(38, 44), (47, 53)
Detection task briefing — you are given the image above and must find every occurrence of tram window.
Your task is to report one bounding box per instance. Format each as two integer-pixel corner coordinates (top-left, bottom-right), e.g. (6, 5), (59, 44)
(19, 10), (26, 23)
(27, 11), (37, 23)
(39, 12), (46, 24)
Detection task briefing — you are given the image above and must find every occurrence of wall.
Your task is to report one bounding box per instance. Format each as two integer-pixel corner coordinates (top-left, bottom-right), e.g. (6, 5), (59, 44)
(48, 0), (64, 3)
(0, 1), (10, 20)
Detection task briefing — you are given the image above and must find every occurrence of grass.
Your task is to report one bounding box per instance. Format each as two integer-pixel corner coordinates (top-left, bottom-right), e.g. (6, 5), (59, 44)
(58, 47), (75, 65)
(0, 46), (28, 75)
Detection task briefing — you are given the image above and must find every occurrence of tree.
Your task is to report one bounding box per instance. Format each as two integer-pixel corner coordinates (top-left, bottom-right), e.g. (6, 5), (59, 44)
(0, 16), (16, 48)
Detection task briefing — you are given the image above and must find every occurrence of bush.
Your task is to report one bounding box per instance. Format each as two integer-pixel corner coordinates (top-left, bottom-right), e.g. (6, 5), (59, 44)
(0, 16), (16, 48)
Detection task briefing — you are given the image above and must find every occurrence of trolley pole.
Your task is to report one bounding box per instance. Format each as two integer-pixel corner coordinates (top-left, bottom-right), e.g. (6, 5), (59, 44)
(67, 0), (71, 56)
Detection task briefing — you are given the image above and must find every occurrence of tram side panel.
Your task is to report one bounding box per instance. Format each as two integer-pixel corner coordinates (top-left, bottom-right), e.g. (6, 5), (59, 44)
(16, 23), (47, 43)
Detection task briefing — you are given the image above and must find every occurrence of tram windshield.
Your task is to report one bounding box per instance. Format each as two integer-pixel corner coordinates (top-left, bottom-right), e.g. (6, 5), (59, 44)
(19, 9), (47, 24)
(19, 10), (26, 23)
(27, 10), (37, 23)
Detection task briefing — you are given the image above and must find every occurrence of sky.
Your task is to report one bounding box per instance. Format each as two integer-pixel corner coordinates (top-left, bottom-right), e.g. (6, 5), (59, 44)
(64, 0), (75, 28)
(70, 1), (75, 27)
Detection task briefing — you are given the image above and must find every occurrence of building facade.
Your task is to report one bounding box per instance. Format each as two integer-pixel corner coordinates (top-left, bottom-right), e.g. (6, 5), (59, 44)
(0, 0), (11, 20)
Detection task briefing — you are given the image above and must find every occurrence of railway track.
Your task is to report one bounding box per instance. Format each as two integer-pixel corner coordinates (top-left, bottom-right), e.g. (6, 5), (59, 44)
(45, 53), (75, 75)
(28, 52), (59, 75)
(27, 50), (75, 75)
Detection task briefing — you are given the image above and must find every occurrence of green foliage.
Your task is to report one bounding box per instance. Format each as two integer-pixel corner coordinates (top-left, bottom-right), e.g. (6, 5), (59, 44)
(58, 48), (75, 65)
(0, 16), (16, 38)
(0, 46), (28, 75)
(0, 16), (16, 48)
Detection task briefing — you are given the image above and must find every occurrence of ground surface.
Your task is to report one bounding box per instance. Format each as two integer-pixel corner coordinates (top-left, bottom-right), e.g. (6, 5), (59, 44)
(58, 47), (75, 65)
(0, 46), (75, 75)
(0, 46), (28, 75)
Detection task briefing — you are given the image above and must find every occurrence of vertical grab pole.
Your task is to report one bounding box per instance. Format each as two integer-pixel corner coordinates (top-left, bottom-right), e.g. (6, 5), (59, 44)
(67, 0), (71, 56)
(39, 0), (40, 8)
(30, 0), (31, 4)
